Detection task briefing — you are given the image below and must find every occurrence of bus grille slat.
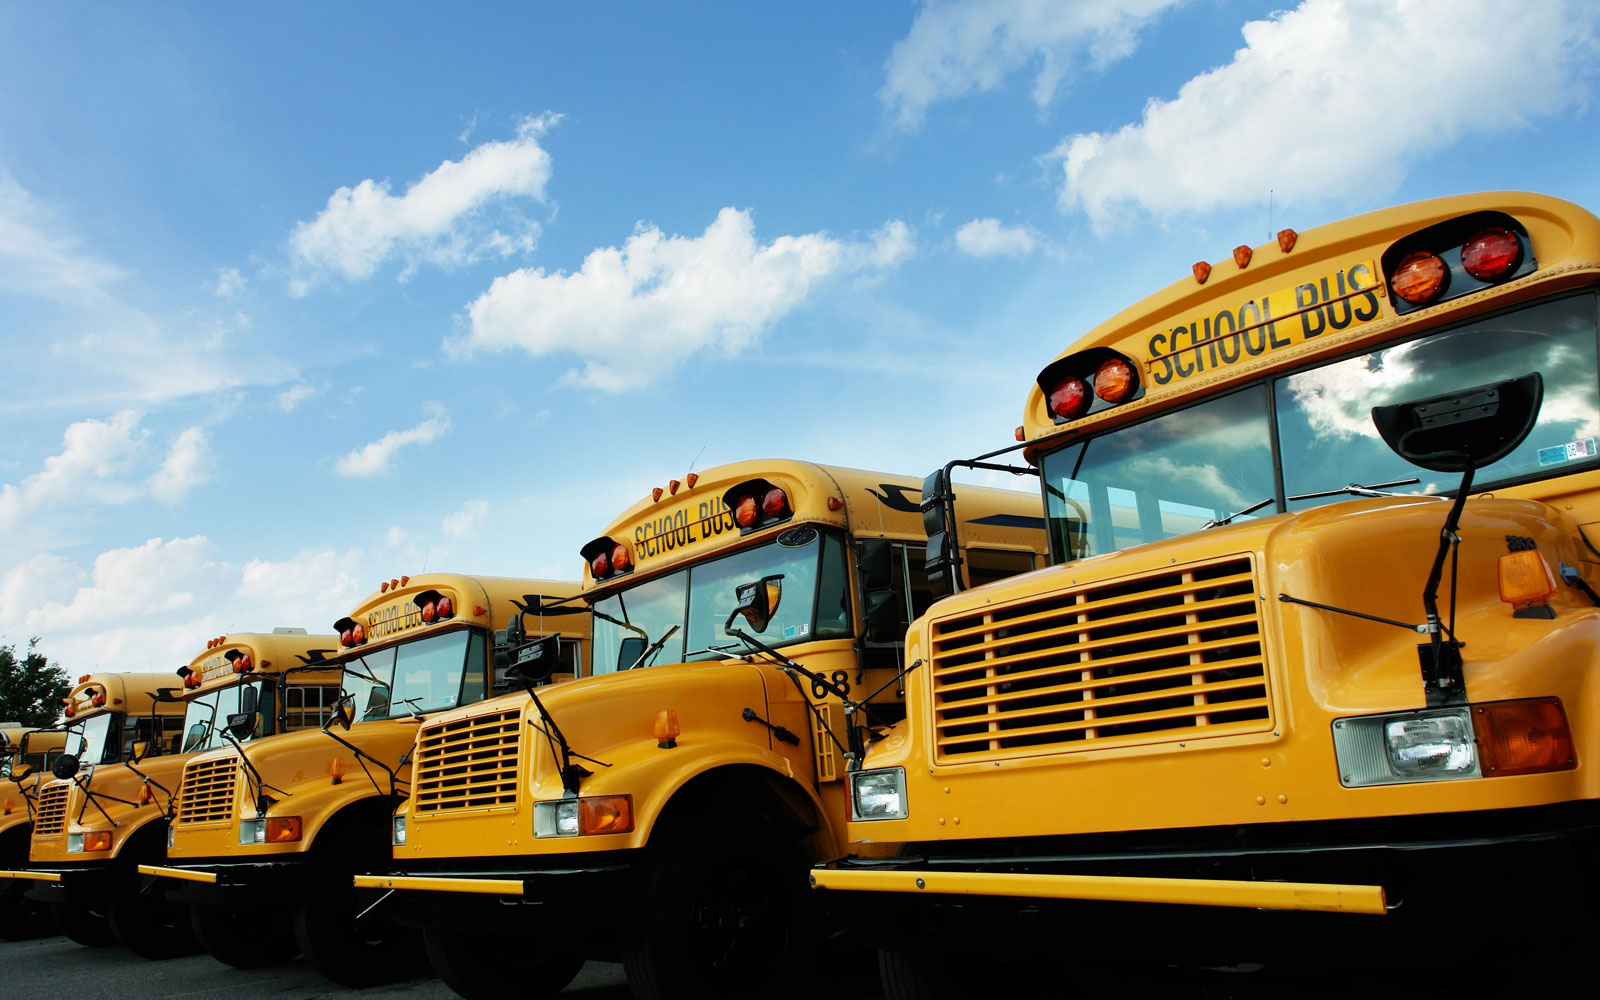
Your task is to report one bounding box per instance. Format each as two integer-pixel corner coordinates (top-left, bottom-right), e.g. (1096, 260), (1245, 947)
(30, 783), (70, 839)
(176, 756), (238, 825)
(412, 708), (522, 815)
(930, 555), (1273, 763)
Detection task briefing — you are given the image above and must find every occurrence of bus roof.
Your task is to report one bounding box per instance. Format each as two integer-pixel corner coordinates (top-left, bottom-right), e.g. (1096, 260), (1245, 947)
(584, 458), (1045, 589)
(337, 574), (587, 655)
(63, 671), (189, 723)
(183, 631), (344, 697)
(1022, 190), (1600, 448)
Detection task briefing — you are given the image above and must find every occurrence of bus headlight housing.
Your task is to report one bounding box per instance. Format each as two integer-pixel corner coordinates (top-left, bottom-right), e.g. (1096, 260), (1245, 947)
(850, 767), (908, 821)
(392, 815), (406, 846)
(533, 800), (580, 838)
(239, 817), (302, 844)
(1334, 708), (1480, 786)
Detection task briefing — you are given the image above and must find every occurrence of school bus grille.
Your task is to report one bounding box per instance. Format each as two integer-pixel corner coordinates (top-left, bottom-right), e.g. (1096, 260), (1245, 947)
(413, 707), (523, 814)
(929, 555), (1271, 762)
(177, 757), (238, 825)
(31, 782), (69, 839)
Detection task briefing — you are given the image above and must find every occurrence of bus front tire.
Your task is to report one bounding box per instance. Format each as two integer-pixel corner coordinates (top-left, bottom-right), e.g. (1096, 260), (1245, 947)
(191, 901), (298, 968)
(291, 844), (425, 987)
(424, 925), (583, 999)
(623, 828), (801, 1000)
(108, 881), (200, 959)
(50, 902), (115, 946)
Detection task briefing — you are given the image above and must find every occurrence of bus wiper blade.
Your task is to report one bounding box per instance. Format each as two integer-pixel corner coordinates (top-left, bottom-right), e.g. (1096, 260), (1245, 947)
(1203, 497), (1275, 529)
(591, 607), (647, 640)
(1286, 477), (1424, 502)
(524, 688), (609, 796)
(626, 625), (680, 671)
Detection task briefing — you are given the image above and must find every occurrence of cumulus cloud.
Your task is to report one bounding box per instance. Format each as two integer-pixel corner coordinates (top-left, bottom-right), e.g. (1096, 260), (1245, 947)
(441, 500), (489, 539)
(955, 218), (1039, 257)
(147, 427), (214, 505)
(14, 536), (221, 634)
(881, 0), (1181, 130)
(212, 266), (245, 298)
(0, 411), (148, 531)
(334, 405), (451, 477)
(451, 207), (915, 391)
(236, 547), (366, 612)
(289, 114), (559, 293)
(1051, 0), (1600, 229)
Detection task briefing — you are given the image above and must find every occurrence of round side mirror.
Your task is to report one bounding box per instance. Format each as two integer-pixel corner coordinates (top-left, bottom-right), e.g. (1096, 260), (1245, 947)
(51, 754), (80, 781)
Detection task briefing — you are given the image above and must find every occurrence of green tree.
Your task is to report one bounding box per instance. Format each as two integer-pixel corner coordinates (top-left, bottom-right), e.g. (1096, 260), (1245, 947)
(0, 639), (70, 728)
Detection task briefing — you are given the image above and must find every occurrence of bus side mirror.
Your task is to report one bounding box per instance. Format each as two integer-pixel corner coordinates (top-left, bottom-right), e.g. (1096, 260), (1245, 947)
(921, 469), (958, 599)
(726, 575), (783, 635)
(224, 713), (254, 740)
(1373, 372), (1543, 473)
(506, 635), (560, 686)
(324, 693), (356, 733)
(130, 741), (152, 763)
(857, 539), (898, 643)
(52, 754), (79, 781)
(616, 637), (645, 673)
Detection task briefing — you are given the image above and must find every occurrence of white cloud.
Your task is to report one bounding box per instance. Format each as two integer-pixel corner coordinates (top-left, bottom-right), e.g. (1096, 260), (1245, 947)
(334, 405), (451, 477)
(147, 427), (214, 505)
(955, 217), (1039, 257)
(881, 0), (1181, 131)
(276, 381), (320, 413)
(0, 411), (148, 531)
(289, 114), (559, 293)
(0, 170), (128, 304)
(13, 537), (221, 635)
(441, 500), (489, 539)
(1052, 0), (1600, 229)
(451, 207), (915, 391)
(236, 547), (366, 613)
(212, 266), (245, 298)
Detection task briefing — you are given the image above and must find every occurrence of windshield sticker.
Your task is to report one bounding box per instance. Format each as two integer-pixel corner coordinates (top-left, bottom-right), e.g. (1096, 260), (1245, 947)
(1538, 438), (1599, 466)
(783, 623), (809, 640)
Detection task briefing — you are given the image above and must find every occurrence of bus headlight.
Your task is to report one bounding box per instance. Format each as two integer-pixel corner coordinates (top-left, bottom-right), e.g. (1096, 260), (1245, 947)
(1334, 708), (1480, 786)
(850, 767), (908, 821)
(533, 800), (580, 838)
(67, 833), (83, 853)
(392, 815), (407, 846)
(239, 819), (266, 844)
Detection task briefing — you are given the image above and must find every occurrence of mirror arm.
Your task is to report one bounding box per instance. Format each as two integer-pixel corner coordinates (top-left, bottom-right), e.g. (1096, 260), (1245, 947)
(71, 772), (125, 827)
(318, 725), (402, 799)
(122, 759), (175, 813)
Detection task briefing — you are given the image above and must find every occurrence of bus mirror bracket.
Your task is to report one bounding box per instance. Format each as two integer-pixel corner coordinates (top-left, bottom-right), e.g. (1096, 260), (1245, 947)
(506, 635), (561, 687)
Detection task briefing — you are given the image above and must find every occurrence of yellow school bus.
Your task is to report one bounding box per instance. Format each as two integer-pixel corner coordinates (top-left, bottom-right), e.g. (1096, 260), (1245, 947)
(813, 192), (1600, 988)
(361, 460), (1046, 999)
(13, 634), (340, 958)
(142, 574), (587, 986)
(0, 725), (66, 938)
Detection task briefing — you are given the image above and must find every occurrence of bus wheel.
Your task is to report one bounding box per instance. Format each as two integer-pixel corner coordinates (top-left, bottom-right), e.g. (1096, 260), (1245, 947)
(424, 925), (583, 999)
(50, 902), (115, 946)
(624, 829), (800, 1000)
(191, 901), (298, 968)
(291, 845), (425, 987)
(108, 880), (200, 959)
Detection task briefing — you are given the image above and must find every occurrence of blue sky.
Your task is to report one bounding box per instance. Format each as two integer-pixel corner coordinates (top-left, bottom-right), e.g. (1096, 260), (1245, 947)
(4, 0), (1599, 672)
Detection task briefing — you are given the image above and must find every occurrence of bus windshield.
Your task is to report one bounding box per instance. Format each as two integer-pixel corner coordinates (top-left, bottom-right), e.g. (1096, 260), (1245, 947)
(341, 630), (482, 722)
(181, 679), (277, 752)
(66, 712), (121, 767)
(1042, 292), (1600, 561)
(590, 529), (852, 675)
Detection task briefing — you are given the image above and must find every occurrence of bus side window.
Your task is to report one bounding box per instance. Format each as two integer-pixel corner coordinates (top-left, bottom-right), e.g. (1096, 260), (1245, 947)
(865, 542), (930, 647)
(461, 631), (487, 704)
(558, 639), (582, 679)
(162, 713), (187, 753)
(964, 548), (1037, 589)
(286, 686), (334, 731)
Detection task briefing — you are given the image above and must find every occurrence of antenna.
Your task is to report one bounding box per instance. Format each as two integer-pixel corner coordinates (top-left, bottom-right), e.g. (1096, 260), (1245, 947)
(686, 445), (706, 475)
(1268, 189), (1274, 242)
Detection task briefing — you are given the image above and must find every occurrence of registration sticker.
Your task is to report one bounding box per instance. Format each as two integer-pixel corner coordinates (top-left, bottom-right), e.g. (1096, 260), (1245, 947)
(783, 624), (810, 640)
(1537, 438), (1599, 466)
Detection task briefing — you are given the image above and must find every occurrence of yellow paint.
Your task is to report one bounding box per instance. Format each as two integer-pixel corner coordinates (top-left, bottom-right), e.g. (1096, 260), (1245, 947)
(809, 868), (1387, 915)
(352, 874), (524, 895)
(137, 864), (216, 884)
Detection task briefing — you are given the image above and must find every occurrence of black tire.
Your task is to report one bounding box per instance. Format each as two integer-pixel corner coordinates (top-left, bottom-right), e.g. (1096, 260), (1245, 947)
(424, 925), (584, 1000)
(191, 901), (298, 968)
(51, 902), (115, 946)
(291, 843), (426, 987)
(107, 829), (201, 959)
(623, 826), (804, 1000)
(0, 829), (50, 941)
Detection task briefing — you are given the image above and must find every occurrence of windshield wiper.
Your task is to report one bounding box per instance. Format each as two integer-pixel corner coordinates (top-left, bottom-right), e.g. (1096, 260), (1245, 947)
(1203, 497), (1275, 529)
(1286, 477), (1425, 502)
(523, 686), (610, 796)
(626, 624), (680, 671)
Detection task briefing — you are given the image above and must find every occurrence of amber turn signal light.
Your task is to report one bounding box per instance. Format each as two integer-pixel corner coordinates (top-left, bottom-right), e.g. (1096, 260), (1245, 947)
(1499, 550), (1557, 605)
(578, 795), (634, 836)
(1391, 251), (1447, 305)
(83, 831), (113, 852)
(265, 817), (302, 843)
(1473, 699), (1574, 776)
(655, 709), (679, 749)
